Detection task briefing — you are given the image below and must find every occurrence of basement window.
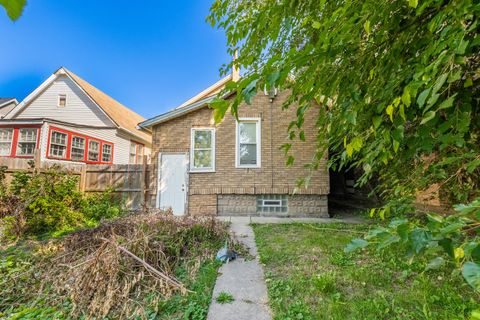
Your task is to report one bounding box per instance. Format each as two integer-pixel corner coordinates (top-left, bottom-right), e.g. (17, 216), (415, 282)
(257, 195), (288, 213)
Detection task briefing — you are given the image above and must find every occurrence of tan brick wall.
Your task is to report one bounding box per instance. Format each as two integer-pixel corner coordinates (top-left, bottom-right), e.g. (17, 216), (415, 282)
(188, 194), (217, 216)
(151, 91), (330, 214)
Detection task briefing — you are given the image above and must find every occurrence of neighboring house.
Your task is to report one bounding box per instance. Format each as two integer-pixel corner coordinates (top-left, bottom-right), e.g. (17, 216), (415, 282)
(0, 98), (18, 118)
(139, 72), (330, 217)
(0, 67), (151, 165)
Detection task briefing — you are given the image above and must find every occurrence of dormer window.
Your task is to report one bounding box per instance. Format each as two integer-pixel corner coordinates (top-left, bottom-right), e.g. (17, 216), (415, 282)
(58, 94), (67, 107)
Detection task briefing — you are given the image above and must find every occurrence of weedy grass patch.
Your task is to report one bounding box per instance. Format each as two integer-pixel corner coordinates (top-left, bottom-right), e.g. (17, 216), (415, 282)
(216, 292), (235, 304)
(253, 223), (479, 320)
(0, 214), (231, 319)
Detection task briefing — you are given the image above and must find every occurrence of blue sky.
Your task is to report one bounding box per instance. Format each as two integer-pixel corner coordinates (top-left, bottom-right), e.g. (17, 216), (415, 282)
(0, 1), (230, 118)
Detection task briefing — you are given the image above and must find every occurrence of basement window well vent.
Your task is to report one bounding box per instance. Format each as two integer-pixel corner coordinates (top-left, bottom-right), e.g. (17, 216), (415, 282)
(257, 195), (288, 213)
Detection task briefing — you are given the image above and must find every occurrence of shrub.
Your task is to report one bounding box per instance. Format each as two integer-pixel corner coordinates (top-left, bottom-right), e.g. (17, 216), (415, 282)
(0, 164), (125, 242)
(81, 188), (124, 222)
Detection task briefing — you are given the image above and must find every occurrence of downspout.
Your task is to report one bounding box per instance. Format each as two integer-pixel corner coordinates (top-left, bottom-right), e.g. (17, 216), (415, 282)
(267, 87), (277, 190)
(270, 97), (274, 189)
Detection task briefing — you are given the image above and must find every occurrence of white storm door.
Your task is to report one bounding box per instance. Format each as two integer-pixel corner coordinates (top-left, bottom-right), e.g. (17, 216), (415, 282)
(158, 153), (188, 216)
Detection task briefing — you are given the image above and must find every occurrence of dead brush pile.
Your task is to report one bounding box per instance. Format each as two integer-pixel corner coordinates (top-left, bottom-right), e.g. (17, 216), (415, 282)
(42, 213), (228, 318)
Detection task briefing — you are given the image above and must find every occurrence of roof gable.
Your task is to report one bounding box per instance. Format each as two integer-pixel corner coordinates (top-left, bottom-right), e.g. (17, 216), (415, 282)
(4, 67), (150, 143)
(64, 68), (150, 142)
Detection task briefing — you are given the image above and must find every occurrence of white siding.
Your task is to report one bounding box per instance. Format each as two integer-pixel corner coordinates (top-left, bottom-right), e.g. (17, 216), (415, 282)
(15, 76), (114, 127)
(0, 102), (17, 117)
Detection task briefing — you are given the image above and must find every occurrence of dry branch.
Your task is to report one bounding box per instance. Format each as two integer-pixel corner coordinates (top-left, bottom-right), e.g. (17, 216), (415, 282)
(99, 237), (191, 294)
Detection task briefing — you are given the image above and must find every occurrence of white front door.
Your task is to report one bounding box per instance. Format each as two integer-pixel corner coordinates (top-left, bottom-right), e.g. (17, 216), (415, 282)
(158, 153), (188, 216)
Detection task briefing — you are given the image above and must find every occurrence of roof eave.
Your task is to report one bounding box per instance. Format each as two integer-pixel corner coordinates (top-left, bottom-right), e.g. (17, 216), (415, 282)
(139, 91), (237, 129)
(139, 95), (216, 129)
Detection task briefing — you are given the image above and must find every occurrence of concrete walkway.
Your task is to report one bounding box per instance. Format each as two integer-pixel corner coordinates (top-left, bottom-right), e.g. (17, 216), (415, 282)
(207, 221), (271, 320)
(207, 215), (364, 320)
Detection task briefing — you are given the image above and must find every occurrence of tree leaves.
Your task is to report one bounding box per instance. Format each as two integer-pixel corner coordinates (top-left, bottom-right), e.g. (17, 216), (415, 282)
(462, 262), (480, 291)
(420, 111), (436, 125)
(386, 105), (394, 122)
(425, 257), (445, 271)
(209, 0), (480, 290)
(417, 88), (431, 108)
(344, 239), (369, 253)
(410, 228), (431, 254)
(0, 0), (26, 21)
(211, 98), (230, 124)
(437, 94), (457, 110)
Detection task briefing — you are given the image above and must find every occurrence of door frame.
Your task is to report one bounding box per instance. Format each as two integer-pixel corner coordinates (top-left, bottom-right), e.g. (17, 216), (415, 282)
(156, 152), (189, 215)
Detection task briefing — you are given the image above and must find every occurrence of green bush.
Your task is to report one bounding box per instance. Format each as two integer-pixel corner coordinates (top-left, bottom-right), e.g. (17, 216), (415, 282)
(0, 165), (125, 242)
(81, 189), (123, 222)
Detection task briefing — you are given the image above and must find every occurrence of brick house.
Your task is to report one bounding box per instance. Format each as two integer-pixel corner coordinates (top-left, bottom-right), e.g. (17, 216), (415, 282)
(139, 73), (329, 217)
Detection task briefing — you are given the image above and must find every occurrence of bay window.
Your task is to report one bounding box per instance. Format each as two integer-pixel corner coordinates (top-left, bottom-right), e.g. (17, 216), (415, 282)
(0, 128), (13, 156)
(190, 128), (215, 172)
(236, 118), (261, 168)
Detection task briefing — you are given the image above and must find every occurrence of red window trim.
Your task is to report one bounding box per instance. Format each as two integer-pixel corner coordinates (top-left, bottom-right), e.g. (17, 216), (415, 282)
(130, 140), (145, 164)
(0, 125), (41, 158)
(47, 126), (114, 164)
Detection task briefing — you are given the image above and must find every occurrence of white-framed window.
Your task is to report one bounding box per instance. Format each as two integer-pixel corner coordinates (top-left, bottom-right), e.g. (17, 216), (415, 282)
(236, 118), (261, 168)
(102, 143), (112, 163)
(49, 131), (68, 158)
(0, 128), (13, 156)
(71, 136), (85, 161)
(58, 94), (67, 107)
(190, 128), (215, 172)
(88, 140), (100, 161)
(16, 128), (38, 156)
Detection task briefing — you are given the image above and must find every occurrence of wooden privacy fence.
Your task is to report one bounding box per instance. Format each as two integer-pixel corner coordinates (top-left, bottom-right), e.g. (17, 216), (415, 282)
(0, 154), (155, 210)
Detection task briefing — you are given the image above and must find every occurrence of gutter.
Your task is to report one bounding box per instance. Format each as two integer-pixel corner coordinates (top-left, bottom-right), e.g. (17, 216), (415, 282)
(138, 95), (216, 129)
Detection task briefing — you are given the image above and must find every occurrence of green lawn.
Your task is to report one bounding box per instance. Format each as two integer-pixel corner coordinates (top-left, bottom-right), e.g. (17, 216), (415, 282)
(253, 223), (479, 320)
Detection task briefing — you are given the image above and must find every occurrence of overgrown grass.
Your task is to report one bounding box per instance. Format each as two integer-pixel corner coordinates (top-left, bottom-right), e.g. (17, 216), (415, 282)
(253, 223), (479, 320)
(0, 214), (229, 319)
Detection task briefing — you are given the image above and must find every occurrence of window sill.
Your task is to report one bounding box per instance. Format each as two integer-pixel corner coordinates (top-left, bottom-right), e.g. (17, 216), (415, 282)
(190, 168), (215, 173)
